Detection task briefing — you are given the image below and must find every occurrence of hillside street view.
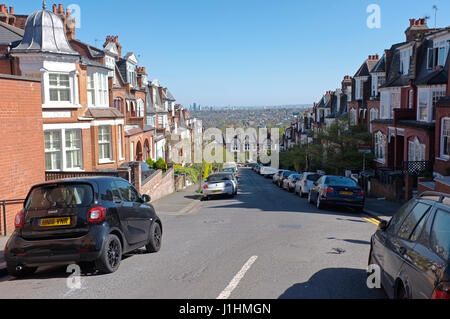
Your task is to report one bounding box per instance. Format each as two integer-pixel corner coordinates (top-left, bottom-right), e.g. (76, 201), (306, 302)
(0, 0), (450, 304)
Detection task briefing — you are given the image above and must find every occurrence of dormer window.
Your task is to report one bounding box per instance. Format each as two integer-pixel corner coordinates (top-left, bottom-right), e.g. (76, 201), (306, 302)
(400, 47), (413, 75)
(417, 86), (446, 122)
(428, 39), (450, 69)
(49, 73), (71, 102)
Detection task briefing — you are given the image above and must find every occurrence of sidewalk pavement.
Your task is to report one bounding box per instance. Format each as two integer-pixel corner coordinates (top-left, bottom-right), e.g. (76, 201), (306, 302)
(363, 197), (404, 221)
(152, 184), (202, 216)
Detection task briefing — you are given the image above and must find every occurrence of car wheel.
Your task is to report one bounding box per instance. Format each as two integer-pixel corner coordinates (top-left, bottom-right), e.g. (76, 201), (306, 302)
(7, 264), (37, 278)
(146, 222), (162, 253)
(95, 234), (122, 274)
(396, 283), (408, 300)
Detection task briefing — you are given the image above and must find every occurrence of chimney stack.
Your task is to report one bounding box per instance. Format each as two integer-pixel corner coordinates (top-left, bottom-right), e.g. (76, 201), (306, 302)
(58, 4), (64, 14)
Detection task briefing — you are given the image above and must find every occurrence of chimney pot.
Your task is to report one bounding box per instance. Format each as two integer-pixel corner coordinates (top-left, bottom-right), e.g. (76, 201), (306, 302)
(66, 8), (70, 16)
(52, 4), (57, 13)
(409, 18), (416, 27)
(58, 4), (64, 14)
(9, 6), (13, 14)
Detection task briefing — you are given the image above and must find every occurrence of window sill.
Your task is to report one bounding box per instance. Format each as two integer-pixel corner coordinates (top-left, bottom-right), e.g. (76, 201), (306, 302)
(43, 103), (82, 109)
(374, 159), (386, 164)
(436, 156), (450, 162)
(98, 159), (115, 165)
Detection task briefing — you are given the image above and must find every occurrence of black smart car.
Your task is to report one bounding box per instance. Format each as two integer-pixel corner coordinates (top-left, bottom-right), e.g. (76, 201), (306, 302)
(369, 192), (450, 299)
(5, 177), (162, 277)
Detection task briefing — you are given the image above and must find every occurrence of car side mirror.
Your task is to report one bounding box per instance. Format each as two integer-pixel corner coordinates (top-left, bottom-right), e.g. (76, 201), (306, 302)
(142, 194), (151, 203)
(378, 220), (388, 232)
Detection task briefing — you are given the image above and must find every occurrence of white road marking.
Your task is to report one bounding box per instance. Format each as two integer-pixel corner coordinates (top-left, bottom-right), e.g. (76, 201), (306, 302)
(217, 256), (258, 299)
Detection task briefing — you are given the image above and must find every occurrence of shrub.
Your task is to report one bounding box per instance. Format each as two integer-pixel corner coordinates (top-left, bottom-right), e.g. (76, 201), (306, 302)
(154, 158), (167, 171)
(146, 158), (155, 168)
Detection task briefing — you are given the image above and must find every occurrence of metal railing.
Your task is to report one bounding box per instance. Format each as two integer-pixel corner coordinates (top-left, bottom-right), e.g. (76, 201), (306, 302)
(45, 171), (120, 181)
(1, 199), (25, 236)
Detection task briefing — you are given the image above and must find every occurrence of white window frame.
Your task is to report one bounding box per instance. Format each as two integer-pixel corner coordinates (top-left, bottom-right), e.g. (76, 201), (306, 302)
(349, 108), (357, 126)
(374, 131), (386, 164)
(417, 85), (446, 122)
(87, 70), (109, 108)
(400, 46), (413, 75)
(44, 129), (83, 171)
(441, 118), (450, 159)
(118, 124), (124, 160)
(137, 99), (145, 118)
(98, 125), (113, 164)
(408, 137), (426, 162)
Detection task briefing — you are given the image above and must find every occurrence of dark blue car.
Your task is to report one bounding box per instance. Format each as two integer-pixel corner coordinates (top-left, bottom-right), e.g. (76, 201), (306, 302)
(308, 175), (365, 212)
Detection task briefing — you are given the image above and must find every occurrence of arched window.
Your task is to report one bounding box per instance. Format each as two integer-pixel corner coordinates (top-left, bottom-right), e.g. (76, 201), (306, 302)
(369, 108), (379, 132)
(374, 131), (386, 162)
(113, 97), (123, 113)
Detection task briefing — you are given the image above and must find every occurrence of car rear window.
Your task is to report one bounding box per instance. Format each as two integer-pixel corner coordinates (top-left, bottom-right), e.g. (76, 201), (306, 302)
(25, 184), (93, 210)
(207, 175), (230, 182)
(430, 209), (450, 260)
(306, 174), (321, 182)
(325, 176), (357, 187)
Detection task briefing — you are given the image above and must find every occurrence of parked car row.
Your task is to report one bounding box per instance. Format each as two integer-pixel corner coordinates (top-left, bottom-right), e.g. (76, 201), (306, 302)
(268, 169), (366, 212)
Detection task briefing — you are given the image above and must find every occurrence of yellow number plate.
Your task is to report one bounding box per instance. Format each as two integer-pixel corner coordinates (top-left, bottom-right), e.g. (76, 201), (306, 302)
(340, 191), (353, 196)
(213, 190), (222, 194)
(40, 217), (71, 227)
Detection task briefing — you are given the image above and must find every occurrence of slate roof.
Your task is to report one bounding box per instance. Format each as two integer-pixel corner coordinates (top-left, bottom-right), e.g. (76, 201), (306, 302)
(371, 55), (386, 73)
(71, 39), (105, 59)
(380, 42), (410, 88)
(354, 58), (379, 78)
(0, 21), (24, 45)
(11, 9), (78, 55)
(79, 56), (112, 70)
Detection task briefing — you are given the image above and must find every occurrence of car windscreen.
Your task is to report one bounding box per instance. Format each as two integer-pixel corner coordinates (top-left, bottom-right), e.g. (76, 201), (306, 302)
(207, 175), (231, 183)
(306, 174), (321, 182)
(25, 184), (94, 210)
(325, 177), (357, 187)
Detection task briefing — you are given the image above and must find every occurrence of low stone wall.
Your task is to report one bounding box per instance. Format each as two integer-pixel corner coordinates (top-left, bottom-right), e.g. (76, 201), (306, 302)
(369, 177), (404, 202)
(139, 168), (175, 203)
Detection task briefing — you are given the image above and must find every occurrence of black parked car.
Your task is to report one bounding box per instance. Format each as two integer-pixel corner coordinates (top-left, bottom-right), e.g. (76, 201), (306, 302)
(369, 192), (450, 299)
(308, 175), (365, 211)
(5, 177), (162, 277)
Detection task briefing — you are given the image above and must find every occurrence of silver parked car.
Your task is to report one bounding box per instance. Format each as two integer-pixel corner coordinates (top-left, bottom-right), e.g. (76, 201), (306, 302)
(295, 172), (322, 197)
(202, 174), (235, 200)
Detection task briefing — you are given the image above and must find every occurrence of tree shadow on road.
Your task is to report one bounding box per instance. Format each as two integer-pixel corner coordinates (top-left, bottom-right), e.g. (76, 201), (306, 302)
(278, 268), (386, 299)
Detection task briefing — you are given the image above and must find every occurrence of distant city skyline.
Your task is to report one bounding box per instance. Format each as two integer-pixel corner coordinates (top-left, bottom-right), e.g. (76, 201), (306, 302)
(9, 0), (450, 106)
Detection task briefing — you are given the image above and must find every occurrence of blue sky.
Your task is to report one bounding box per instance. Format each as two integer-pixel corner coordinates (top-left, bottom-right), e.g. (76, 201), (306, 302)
(10, 0), (450, 107)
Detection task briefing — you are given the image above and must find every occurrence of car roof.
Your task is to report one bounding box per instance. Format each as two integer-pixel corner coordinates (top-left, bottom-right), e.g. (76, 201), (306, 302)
(33, 176), (125, 187)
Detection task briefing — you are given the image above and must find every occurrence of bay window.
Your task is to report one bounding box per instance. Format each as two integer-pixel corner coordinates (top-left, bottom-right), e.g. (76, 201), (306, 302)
(118, 125), (124, 160)
(98, 126), (112, 162)
(49, 73), (71, 102)
(45, 129), (83, 171)
(65, 130), (82, 169)
(45, 131), (62, 171)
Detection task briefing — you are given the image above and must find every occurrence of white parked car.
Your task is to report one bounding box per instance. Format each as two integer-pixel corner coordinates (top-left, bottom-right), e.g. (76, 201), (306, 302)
(295, 172), (322, 197)
(202, 174), (235, 200)
(260, 166), (278, 178)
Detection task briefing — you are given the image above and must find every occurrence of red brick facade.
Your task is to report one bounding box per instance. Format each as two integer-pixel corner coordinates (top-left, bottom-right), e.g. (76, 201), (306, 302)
(0, 75), (45, 234)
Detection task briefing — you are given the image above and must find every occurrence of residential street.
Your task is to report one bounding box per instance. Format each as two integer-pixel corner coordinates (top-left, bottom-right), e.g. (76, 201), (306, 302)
(0, 168), (386, 299)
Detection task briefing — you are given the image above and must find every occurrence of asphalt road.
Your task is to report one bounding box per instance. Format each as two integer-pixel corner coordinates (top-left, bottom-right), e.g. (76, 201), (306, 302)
(0, 168), (386, 299)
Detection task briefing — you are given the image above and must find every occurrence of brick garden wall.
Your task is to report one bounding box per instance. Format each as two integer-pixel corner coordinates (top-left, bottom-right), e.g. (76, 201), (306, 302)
(139, 168), (175, 203)
(0, 75), (45, 234)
